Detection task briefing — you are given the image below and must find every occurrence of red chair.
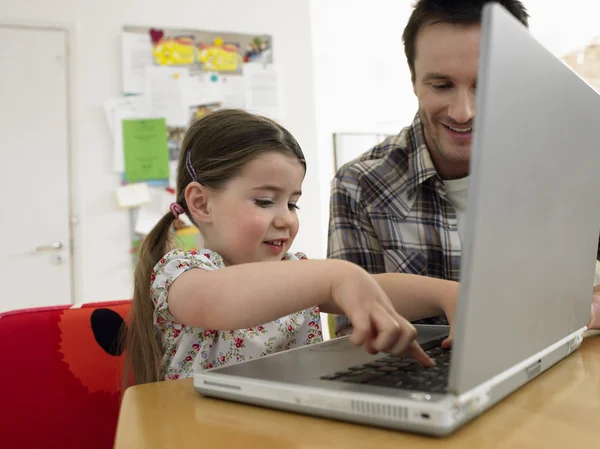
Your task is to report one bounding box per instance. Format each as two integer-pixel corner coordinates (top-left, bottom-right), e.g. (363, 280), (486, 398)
(0, 300), (131, 449)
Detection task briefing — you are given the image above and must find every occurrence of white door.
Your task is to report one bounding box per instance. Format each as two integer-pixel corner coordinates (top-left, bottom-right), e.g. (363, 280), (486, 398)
(0, 25), (72, 312)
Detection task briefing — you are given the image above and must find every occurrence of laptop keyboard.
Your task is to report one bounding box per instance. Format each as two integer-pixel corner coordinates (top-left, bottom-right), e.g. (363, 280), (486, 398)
(320, 338), (451, 393)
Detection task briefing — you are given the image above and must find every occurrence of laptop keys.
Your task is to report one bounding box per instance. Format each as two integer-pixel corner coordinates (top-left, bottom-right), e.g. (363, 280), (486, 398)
(319, 340), (450, 393)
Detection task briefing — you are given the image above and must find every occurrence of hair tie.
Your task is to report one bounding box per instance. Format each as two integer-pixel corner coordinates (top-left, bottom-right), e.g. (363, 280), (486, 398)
(170, 202), (185, 219)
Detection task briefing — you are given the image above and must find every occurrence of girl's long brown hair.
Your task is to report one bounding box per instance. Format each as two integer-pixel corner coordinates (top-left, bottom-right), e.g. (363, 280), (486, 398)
(121, 109), (305, 390)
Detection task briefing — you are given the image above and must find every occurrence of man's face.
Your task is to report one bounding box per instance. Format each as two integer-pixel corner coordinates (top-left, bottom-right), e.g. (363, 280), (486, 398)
(412, 22), (480, 179)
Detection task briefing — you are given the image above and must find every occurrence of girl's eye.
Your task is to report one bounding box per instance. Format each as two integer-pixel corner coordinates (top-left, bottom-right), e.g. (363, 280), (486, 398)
(288, 203), (300, 211)
(255, 199), (274, 208)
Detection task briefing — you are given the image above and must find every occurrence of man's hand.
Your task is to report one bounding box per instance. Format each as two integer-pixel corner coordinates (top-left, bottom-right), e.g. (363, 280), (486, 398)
(588, 286), (600, 330)
(441, 290), (457, 349)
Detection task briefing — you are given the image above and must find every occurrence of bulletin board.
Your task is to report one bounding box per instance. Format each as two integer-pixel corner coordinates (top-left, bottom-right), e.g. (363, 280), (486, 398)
(103, 25), (283, 265)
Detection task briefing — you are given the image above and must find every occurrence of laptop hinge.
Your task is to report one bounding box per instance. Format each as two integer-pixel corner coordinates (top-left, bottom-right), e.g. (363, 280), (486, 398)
(452, 327), (585, 414)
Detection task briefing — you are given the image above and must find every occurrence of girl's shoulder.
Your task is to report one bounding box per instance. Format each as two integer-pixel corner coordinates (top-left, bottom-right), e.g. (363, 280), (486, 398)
(153, 248), (226, 276)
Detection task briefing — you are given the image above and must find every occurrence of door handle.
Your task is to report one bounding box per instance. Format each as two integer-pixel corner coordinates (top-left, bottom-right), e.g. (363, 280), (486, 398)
(35, 241), (64, 252)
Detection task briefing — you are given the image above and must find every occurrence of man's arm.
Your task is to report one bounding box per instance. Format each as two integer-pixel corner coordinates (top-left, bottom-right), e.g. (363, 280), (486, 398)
(327, 174), (386, 336)
(327, 175), (385, 271)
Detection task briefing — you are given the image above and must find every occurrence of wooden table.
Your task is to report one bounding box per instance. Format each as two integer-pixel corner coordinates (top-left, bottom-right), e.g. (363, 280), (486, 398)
(115, 334), (600, 449)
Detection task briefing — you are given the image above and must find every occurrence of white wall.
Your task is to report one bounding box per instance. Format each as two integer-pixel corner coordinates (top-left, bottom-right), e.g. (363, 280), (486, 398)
(2, 0), (321, 302)
(309, 0), (417, 244)
(526, 0), (600, 57)
(309, 0), (600, 250)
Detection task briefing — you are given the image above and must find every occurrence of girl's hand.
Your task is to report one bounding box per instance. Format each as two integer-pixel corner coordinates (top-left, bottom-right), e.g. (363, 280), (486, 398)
(330, 262), (434, 366)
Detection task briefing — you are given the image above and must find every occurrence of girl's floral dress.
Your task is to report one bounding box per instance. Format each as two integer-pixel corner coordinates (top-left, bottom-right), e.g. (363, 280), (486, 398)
(150, 249), (323, 381)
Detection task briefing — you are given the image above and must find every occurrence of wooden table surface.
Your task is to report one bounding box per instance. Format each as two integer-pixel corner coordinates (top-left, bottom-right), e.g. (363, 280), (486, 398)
(115, 333), (600, 449)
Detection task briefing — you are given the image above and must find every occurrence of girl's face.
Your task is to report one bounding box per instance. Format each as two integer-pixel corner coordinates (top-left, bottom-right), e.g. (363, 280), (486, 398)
(201, 152), (305, 265)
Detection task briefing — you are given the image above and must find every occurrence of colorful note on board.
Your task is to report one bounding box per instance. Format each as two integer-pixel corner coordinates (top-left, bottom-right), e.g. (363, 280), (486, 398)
(122, 118), (170, 182)
(196, 38), (241, 72)
(150, 29), (196, 66)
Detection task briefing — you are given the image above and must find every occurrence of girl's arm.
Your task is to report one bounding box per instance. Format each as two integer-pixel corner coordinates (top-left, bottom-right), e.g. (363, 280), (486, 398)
(323, 273), (459, 348)
(167, 258), (434, 362)
(323, 274), (458, 322)
(168, 259), (345, 330)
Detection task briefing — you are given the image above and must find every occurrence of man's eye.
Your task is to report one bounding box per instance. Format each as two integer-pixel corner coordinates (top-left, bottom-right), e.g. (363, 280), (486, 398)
(433, 84), (452, 90)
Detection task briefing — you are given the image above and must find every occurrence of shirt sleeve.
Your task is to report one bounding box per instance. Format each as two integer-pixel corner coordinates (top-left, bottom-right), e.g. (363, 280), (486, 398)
(327, 172), (390, 336)
(150, 249), (218, 326)
(327, 172), (386, 273)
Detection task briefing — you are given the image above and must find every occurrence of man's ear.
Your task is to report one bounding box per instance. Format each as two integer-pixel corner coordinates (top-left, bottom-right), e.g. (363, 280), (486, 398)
(185, 182), (212, 224)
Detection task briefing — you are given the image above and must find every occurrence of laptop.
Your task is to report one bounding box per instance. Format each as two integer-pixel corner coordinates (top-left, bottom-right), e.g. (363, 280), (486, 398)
(194, 3), (600, 436)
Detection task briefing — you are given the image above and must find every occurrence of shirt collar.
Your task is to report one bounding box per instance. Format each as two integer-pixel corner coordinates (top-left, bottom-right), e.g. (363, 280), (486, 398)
(404, 113), (446, 196)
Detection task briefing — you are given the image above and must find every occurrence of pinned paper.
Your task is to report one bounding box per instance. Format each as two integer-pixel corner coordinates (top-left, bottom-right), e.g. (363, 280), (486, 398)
(122, 118), (170, 182)
(220, 75), (245, 109)
(115, 183), (151, 208)
(181, 71), (225, 107)
(144, 66), (189, 127)
(121, 32), (154, 94)
(104, 96), (155, 173)
(243, 63), (284, 122)
(103, 96), (150, 138)
(134, 187), (177, 235)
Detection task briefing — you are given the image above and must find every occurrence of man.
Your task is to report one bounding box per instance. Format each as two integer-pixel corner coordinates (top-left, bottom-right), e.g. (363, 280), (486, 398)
(327, 0), (599, 336)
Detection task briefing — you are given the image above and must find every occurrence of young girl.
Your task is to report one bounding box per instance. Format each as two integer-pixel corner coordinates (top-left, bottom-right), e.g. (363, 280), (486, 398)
(123, 109), (459, 387)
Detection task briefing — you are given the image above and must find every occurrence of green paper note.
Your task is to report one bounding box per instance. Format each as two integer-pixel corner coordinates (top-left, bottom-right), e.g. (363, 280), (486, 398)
(123, 118), (169, 182)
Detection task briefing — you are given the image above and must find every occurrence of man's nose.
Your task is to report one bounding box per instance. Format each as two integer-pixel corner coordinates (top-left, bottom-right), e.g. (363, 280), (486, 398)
(448, 89), (475, 124)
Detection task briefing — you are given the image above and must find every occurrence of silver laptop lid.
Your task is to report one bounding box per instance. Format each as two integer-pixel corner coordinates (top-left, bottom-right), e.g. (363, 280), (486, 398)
(449, 3), (600, 394)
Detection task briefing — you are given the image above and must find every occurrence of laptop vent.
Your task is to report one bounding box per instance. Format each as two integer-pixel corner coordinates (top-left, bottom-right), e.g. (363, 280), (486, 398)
(350, 399), (408, 421)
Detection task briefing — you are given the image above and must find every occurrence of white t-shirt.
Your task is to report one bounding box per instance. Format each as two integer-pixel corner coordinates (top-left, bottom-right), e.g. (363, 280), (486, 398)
(443, 176), (469, 245)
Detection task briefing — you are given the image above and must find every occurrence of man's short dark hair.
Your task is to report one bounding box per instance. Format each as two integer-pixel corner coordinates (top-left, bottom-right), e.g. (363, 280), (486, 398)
(403, 0), (530, 82)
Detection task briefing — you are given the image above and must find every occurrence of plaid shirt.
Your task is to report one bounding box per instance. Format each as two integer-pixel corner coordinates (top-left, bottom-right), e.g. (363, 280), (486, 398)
(327, 114), (461, 335)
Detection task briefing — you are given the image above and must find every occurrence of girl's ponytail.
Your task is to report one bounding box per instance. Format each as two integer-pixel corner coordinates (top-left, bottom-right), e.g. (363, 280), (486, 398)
(121, 211), (175, 391)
